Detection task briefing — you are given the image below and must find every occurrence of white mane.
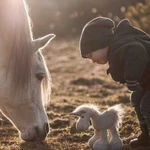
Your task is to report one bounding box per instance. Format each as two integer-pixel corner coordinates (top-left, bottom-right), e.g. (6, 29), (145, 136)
(0, 0), (51, 105)
(0, 0), (33, 93)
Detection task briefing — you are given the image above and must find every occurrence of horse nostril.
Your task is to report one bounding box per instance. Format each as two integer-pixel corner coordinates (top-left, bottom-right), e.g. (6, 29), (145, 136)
(44, 123), (50, 134)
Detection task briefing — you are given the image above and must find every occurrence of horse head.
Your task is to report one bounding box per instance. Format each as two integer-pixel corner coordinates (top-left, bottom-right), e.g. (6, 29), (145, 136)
(0, 0), (55, 141)
(0, 34), (55, 141)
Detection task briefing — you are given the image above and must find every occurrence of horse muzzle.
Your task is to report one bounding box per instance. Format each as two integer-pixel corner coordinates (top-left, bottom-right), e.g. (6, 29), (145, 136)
(20, 122), (50, 141)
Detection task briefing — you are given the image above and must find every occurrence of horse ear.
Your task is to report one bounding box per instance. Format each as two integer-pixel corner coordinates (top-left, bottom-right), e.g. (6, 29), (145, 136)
(33, 34), (56, 51)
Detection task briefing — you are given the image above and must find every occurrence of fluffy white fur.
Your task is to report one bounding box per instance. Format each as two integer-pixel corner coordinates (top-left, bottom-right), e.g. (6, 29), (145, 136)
(70, 104), (124, 150)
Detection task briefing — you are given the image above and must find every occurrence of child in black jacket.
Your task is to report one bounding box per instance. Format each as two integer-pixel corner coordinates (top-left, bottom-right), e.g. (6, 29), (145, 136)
(79, 17), (150, 148)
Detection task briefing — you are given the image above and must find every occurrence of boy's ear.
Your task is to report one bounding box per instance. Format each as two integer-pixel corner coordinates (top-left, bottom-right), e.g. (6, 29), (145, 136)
(32, 34), (56, 51)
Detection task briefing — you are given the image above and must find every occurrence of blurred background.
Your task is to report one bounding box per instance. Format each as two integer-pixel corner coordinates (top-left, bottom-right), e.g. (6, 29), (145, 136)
(26, 0), (149, 39)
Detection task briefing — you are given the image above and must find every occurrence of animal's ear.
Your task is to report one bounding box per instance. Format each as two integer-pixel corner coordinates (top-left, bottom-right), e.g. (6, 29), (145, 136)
(69, 111), (80, 116)
(33, 34), (56, 51)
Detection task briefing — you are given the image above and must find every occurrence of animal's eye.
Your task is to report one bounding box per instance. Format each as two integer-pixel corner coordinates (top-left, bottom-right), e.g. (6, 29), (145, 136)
(36, 73), (45, 81)
(81, 116), (84, 118)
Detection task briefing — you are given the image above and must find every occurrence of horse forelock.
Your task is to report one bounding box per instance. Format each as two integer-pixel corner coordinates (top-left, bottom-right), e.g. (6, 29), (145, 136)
(0, 0), (51, 105)
(0, 0), (33, 94)
(39, 52), (51, 106)
(0, 1), (30, 94)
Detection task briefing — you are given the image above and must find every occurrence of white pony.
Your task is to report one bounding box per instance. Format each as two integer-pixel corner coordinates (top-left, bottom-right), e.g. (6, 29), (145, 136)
(70, 104), (124, 150)
(0, 0), (55, 141)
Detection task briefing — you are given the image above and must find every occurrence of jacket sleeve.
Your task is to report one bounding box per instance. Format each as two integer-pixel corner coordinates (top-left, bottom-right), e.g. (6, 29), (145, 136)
(124, 42), (148, 81)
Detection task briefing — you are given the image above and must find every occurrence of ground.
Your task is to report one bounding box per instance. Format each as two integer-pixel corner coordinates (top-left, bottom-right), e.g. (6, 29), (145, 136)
(0, 38), (150, 150)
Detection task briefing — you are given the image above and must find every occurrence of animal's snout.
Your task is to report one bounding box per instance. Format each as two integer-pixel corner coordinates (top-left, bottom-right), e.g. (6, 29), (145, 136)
(35, 123), (50, 141)
(21, 123), (50, 142)
(35, 123), (49, 141)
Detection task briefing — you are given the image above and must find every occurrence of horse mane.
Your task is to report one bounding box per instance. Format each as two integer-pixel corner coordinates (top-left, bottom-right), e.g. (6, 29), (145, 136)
(0, 0), (51, 104)
(0, 0), (33, 93)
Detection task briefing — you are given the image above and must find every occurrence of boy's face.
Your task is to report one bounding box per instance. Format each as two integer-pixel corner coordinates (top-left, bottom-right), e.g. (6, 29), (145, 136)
(86, 46), (109, 64)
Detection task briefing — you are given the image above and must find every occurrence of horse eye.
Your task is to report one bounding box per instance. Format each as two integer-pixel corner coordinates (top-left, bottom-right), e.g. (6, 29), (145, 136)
(36, 73), (45, 81)
(81, 116), (84, 118)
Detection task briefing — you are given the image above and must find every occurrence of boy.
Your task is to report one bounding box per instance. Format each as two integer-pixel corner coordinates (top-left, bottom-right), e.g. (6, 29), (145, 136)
(79, 17), (150, 148)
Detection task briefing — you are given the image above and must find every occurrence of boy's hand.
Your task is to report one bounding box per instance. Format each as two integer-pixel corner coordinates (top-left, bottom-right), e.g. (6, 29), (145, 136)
(126, 80), (143, 91)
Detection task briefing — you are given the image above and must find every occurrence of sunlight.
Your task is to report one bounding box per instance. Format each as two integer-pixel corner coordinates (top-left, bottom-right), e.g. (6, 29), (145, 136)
(0, 0), (148, 149)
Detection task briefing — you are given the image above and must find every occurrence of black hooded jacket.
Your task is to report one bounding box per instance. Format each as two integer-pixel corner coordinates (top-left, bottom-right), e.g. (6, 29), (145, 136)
(107, 19), (150, 90)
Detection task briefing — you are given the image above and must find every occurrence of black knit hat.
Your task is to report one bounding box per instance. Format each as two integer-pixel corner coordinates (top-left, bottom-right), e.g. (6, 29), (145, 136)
(79, 17), (115, 58)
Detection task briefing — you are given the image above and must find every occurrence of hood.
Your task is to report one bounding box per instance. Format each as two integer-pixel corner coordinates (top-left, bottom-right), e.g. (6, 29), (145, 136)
(114, 19), (150, 40)
(110, 19), (150, 50)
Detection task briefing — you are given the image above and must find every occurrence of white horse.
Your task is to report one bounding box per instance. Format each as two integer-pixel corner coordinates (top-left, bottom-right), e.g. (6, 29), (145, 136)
(70, 104), (124, 150)
(0, 0), (55, 141)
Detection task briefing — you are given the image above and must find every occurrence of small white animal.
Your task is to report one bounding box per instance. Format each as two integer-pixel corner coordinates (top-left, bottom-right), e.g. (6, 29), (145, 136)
(70, 104), (124, 150)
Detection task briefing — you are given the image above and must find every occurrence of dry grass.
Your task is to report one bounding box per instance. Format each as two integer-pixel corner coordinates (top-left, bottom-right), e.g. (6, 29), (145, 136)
(0, 38), (150, 150)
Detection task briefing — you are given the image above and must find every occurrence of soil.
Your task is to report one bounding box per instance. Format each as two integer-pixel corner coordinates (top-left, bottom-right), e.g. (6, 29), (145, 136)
(0, 38), (149, 150)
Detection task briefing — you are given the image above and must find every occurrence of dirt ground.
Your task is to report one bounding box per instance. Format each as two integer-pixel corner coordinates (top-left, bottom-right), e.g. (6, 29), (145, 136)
(0, 38), (150, 150)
